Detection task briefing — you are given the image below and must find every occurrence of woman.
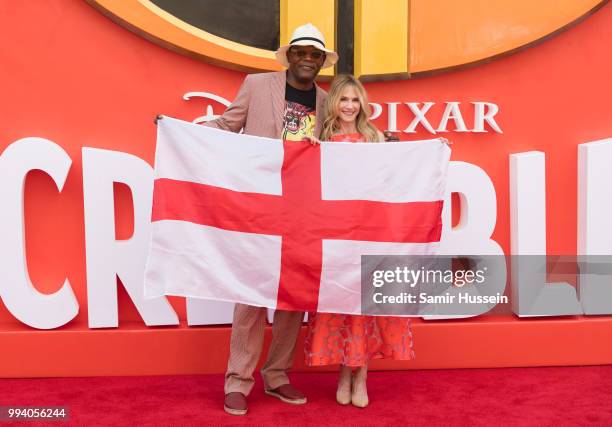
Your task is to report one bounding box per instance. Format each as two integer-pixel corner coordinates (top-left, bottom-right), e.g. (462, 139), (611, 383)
(302, 74), (415, 408)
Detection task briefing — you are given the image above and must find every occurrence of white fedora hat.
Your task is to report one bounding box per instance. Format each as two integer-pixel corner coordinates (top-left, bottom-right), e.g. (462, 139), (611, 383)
(275, 23), (339, 69)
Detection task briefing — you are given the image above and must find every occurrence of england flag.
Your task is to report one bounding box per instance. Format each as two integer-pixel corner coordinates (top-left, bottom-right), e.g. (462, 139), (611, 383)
(144, 116), (450, 314)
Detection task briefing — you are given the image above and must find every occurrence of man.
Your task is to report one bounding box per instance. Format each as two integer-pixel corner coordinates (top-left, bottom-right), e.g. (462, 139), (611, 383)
(204, 23), (338, 416)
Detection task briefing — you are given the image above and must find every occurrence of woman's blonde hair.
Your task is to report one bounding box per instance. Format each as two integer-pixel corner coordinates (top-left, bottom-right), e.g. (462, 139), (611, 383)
(320, 74), (380, 142)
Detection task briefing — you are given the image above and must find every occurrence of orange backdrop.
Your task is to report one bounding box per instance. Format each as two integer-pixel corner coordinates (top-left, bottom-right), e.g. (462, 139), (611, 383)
(0, 1), (611, 376)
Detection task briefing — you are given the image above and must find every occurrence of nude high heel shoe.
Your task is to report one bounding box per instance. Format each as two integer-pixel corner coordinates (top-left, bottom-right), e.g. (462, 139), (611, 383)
(336, 366), (352, 405)
(351, 367), (369, 408)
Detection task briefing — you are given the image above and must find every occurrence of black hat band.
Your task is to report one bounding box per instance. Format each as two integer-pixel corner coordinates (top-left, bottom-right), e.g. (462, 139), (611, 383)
(290, 37), (325, 48)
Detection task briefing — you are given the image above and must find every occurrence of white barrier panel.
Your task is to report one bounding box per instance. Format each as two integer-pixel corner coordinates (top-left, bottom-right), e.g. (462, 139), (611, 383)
(426, 161), (507, 319)
(509, 152), (581, 317)
(2, 138), (611, 328)
(578, 139), (612, 314)
(82, 148), (178, 328)
(0, 138), (79, 329)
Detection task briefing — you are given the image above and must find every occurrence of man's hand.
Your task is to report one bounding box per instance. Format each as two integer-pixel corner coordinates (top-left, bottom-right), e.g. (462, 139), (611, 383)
(154, 114), (163, 125)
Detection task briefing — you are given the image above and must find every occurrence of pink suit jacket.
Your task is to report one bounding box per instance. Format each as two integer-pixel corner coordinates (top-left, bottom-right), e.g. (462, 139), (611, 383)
(206, 71), (328, 139)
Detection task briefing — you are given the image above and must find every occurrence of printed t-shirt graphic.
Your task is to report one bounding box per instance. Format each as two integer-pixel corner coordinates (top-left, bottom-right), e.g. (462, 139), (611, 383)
(282, 83), (316, 141)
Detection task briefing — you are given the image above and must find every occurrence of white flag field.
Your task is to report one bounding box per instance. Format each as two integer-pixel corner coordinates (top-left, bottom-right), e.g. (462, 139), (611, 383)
(144, 116), (450, 314)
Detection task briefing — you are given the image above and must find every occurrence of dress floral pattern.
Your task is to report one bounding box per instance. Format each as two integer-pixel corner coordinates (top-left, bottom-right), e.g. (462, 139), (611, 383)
(304, 132), (415, 367)
(305, 313), (415, 366)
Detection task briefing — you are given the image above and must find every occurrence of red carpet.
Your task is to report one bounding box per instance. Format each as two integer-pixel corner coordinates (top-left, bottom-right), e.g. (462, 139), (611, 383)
(1, 366), (611, 426)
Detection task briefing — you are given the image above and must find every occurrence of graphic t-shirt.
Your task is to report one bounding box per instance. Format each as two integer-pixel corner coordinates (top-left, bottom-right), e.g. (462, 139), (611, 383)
(282, 83), (316, 141)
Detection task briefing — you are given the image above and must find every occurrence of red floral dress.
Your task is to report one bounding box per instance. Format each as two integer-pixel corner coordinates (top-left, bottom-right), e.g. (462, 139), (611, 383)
(304, 133), (415, 367)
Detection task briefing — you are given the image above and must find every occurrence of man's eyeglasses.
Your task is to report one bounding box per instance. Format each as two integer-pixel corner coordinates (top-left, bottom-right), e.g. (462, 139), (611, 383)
(289, 48), (325, 61)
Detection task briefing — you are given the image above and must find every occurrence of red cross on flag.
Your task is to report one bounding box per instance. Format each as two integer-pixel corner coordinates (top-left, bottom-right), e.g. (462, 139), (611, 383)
(144, 117), (450, 314)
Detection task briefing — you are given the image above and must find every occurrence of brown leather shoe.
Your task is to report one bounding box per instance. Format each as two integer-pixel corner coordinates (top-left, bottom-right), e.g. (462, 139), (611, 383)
(264, 383), (307, 405)
(224, 392), (248, 416)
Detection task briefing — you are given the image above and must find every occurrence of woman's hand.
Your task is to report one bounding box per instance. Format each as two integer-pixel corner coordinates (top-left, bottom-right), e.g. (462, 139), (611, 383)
(302, 136), (321, 145)
(383, 130), (399, 142)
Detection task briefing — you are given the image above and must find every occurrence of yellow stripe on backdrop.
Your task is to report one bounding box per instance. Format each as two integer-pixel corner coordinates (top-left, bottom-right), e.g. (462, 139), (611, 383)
(354, 0), (410, 80)
(280, 0), (336, 77)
